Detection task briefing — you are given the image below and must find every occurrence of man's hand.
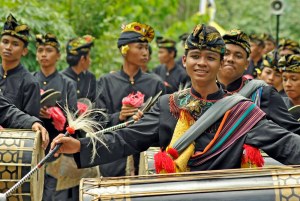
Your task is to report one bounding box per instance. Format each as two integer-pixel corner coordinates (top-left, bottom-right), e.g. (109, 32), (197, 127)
(50, 134), (81, 157)
(40, 106), (51, 119)
(119, 104), (138, 121)
(32, 122), (49, 150)
(132, 109), (144, 122)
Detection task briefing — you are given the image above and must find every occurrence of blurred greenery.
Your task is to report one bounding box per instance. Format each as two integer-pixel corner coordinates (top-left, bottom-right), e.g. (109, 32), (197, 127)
(0, 0), (299, 78)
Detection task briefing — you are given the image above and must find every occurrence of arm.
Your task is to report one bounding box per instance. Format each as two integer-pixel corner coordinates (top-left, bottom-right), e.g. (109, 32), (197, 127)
(245, 119), (300, 165)
(260, 86), (300, 134)
(51, 100), (162, 168)
(22, 79), (41, 118)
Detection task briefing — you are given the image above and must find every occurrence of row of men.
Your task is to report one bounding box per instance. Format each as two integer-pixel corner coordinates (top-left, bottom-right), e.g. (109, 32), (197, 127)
(1, 13), (300, 200)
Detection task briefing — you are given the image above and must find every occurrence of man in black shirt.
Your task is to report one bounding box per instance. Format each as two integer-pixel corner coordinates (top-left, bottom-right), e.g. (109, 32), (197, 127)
(61, 35), (96, 103)
(0, 14), (40, 117)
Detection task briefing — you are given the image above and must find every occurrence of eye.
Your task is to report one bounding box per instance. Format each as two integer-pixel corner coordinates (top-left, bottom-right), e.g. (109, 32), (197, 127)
(207, 56), (216, 61)
(190, 55), (199, 59)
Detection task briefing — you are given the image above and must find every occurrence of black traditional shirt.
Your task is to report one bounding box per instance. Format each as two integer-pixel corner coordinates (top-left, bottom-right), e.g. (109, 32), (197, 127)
(33, 70), (77, 152)
(61, 67), (96, 102)
(0, 64), (40, 117)
(74, 87), (300, 171)
(153, 63), (190, 94)
(96, 68), (166, 127)
(223, 76), (300, 134)
(0, 94), (41, 128)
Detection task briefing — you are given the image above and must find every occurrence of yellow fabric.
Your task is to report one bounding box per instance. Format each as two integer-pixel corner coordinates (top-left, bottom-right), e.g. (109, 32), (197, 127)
(167, 110), (195, 173)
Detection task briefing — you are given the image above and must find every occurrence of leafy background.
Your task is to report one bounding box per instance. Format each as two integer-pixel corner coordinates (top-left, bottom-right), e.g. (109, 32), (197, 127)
(0, 0), (299, 77)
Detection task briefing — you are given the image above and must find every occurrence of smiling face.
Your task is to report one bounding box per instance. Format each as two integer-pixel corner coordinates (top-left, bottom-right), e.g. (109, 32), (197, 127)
(282, 72), (300, 102)
(124, 42), (149, 67)
(182, 49), (222, 88)
(0, 35), (28, 63)
(218, 44), (249, 83)
(36, 45), (60, 69)
(258, 67), (283, 91)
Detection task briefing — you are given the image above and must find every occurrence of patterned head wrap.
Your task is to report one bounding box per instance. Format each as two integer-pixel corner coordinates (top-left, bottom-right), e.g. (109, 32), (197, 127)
(117, 22), (154, 48)
(261, 33), (275, 43)
(223, 29), (251, 57)
(36, 33), (60, 51)
(66, 35), (94, 56)
(185, 24), (225, 56)
(278, 38), (300, 54)
(262, 50), (280, 71)
(278, 54), (300, 73)
(249, 33), (265, 46)
(156, 38), (176, 49)
(1, 14), (30, 44)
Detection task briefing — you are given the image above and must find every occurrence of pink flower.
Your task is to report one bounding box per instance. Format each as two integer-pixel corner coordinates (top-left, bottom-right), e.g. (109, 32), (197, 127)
(122, 91), (145, 107)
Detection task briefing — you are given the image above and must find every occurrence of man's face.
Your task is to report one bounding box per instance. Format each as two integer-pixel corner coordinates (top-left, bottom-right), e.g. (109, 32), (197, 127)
(182, 49), (222, 87)
(258, 67), (282, 90)
(81, 51), (91, 71)
(0, 35), (27, 62)
(36, 45), (60, 69)
(219, 44), (249, 82)
(250, 42), (264, 59)
(282, 72), (300, 101)
(125, 42), (149, 67)
(279, 48), (295, 57)
(263, 40), (275, 54)
(158, 48), (174, 65)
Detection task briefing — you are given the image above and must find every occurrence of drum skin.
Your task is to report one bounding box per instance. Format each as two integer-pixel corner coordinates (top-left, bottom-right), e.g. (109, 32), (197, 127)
(0, 130), (44, 201)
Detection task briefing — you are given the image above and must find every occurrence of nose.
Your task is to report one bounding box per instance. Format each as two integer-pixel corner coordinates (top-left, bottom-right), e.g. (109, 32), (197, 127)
(225, 53), (234, 63)
(196, 56), (206, 66)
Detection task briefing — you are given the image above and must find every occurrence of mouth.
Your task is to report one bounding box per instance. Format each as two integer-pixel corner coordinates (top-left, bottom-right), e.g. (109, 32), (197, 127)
(223, 64), (235, 69)
(2, 52), (12, 56)
(194, 68), (209, 75)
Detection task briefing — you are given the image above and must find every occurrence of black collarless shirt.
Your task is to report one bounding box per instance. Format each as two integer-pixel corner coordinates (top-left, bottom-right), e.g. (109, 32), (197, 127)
(0, 64), (40, 117)
(61, 67), (96, 102)
(153, 63), (190, 94)
(96, 68), (166, 126)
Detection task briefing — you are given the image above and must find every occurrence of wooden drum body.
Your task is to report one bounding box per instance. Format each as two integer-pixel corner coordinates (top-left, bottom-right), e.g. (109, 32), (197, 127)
(80, 167), (300, 201)
(0, 130), (44, 201)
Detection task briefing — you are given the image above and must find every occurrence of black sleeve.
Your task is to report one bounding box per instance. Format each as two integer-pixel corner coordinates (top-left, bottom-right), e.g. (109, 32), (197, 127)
(74, 99), (162, 168)
(67, 81), (78, 112)
(0, 95), (41, 128)
(245, 119), (300, 165)
(260, 86), (300, 134)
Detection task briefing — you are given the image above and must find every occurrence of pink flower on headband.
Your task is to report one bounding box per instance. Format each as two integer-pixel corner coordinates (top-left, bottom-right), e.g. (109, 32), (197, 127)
(122, 91), (145, 107)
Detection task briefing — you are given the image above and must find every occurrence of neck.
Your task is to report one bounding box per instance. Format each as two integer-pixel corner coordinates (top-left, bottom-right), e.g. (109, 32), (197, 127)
(2, 60), (20, 72)
(71, 65), (83, 75)
(192, 80), (219, 99)
(165, 60), (175, 71)
(291, 97), (300, 106)
(41, 66), (56, 77)
(251, 55), (261, 65)
(123, 61), (140, 80)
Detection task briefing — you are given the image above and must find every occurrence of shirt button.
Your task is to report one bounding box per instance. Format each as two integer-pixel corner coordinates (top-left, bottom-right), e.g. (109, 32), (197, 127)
(43, 81), (47, 85)
(3, 75), (6, 79)
(77, 90), (80, 94)
(77, 78), (80, 81)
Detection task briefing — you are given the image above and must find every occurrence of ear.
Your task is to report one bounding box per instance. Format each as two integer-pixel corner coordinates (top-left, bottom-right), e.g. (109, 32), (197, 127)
(182, 55), (187, 68)
(244, 59), (249, 70)
(22, 48), (28, 56)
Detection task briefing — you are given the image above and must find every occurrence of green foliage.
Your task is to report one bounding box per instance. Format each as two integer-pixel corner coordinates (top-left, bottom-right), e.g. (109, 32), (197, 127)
(0, 0), (300, 77)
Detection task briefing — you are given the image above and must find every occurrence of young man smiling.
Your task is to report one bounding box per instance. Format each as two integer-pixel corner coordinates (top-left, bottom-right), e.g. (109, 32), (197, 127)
(218, 29), (300, 134)
(52, 24), (300, 175)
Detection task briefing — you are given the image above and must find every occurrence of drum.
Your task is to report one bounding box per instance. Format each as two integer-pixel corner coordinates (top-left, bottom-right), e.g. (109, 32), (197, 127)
(80, 166), (300, 201)
(0, 130), (44, 201)
(138, 147), (159, 175)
